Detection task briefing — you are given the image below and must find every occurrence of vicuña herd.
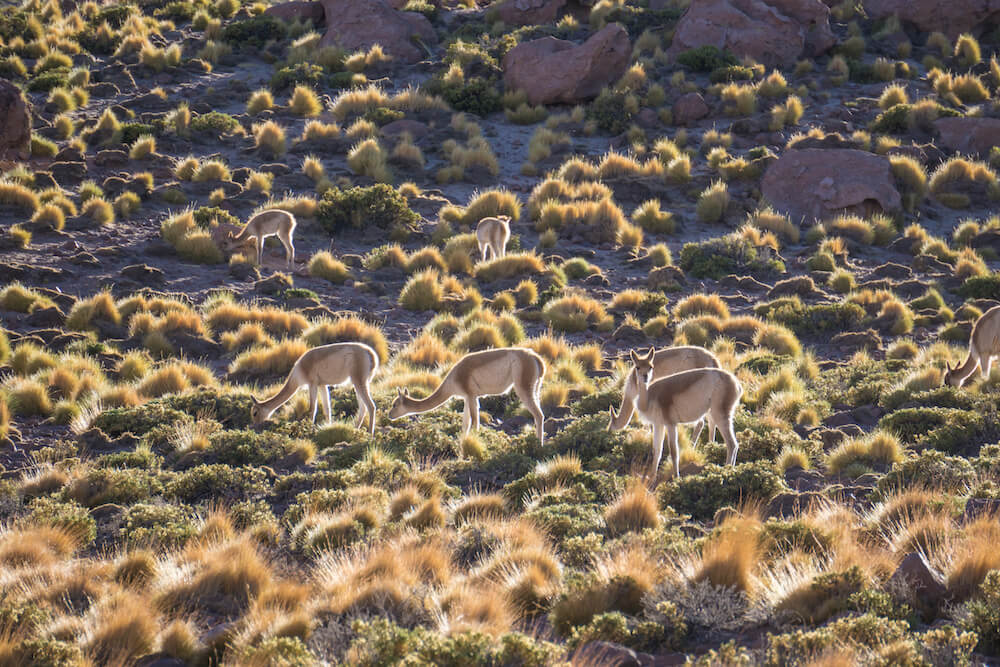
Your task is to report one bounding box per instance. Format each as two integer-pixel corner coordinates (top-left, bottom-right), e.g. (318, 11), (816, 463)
(233, 210), (990, 478)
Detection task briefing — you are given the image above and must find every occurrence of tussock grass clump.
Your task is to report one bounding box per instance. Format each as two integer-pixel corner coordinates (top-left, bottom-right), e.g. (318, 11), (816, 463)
(929, 157), (999, 207)
(747, 207), (798, 243)
(632, 199), (675, 234)
(0, 178), (41, 214)
(288, 85), (323, 117)
(252, 120), (287, 158)
(696, 180), (730, 223)
(308, 251), (352, 284)
(347, 138), (392, 183)
(304, 316), (390, 363)
(66, 291), (121, 331)
(543, 291), (613, 333)
(605, 481), (660, 537)
(29, 203), (65, 231)
(674, 293), (730, 320)
(473, 252), (546, 282)
(826, 431), (904, 475)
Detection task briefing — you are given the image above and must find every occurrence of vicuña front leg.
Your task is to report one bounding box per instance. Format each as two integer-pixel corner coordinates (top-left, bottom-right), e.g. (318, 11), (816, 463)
(321, 385), (333, 425)
(666, 422), (681, 479)
(514, 381), (545, 446)
(717, 410), (740, 465)
(353, 379), (376, 436)
(309, 384), (319, 423)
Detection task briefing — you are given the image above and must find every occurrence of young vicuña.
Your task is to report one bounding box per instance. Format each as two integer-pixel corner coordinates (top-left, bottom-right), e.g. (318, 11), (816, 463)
(226, 209), (296, 269)
(945, 305), (1000, 387)
(475, 215), (511, 262)
(251, 342), (378, 434)
(618, 348), (742, 478)
(388, 346), (546, 444)
(608, 345), (721, 443)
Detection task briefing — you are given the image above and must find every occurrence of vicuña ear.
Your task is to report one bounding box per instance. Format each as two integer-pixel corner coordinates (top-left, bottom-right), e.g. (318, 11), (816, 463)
(643, 347), (654, 361)
(396, 387), (404, 398)
(629, 350), (638, 364)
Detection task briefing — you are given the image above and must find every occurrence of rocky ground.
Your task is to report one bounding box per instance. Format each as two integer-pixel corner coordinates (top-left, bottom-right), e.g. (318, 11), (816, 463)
(3, 0), (1000, 665)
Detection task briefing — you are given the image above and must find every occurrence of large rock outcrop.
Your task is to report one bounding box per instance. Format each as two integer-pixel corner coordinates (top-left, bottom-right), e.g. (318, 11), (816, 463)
(761, 149), (901, 223)
(0, 79), (30, 160)
(935, 117), (1000, 156)
(503, 24), (631, 105)
(667, 0), (834, 68)
(264, 1), (324, 23)
(864, 0), (1000, 38)
(318, 0), (436, 63)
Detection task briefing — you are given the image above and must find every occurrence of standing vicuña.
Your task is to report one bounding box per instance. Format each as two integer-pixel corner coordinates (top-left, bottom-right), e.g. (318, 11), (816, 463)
(476, 215), (511, 262)
(227, 209), (296, 270)
(618, 348), (742, 479)
(388, 347), (546, 444)
(608, 346), (721, 444)
(945, 305), (1000, 387)
(251, 342), (378, 434)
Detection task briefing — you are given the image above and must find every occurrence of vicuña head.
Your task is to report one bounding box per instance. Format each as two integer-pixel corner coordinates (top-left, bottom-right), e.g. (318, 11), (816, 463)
(250, 396), (268, 425)
(388, 387), (412, 420)
(942, 305), (1000, 388)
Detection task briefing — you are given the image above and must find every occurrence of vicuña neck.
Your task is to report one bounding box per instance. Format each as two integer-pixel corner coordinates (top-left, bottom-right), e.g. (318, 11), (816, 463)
(401, 382), (455, 414)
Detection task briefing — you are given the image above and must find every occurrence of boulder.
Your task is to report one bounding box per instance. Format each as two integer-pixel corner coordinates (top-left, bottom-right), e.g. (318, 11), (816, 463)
(935, 117), (1000, 156)
(667, 0), (834, 68)
(673, 92), (710, 125)
(889, 551), (947, 603)
(503, 24), (631, 105)
(761, 148), (901, 224)
(264, 0), (325, 22)
(0, 78), (30, 160)
(495, 0), (567, 26)
(863, 0), (1000, 38)
(318, 0), (436, 64)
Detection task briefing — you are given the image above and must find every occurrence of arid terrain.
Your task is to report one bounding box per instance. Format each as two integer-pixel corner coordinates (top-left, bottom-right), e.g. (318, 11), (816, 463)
(3, 0), (1000, 664)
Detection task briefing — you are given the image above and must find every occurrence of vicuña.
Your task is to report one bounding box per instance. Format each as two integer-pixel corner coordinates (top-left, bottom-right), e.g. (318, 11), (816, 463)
(475, 215), (511, 262)
(388, 347), (546, 444)
(608, 345), (720, 444)
(945, 304), (1000, 387)
(251, 342), (378, 434)
(226, 209), (296, 270)
(617, 348), (742, 478)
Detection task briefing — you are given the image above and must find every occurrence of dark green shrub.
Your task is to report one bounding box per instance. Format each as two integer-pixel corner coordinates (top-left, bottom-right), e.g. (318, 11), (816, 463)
(121, 502), (197, 547)
(91, 4), (135, 28)
(877, 450), (976, 494)
(764, 613), (908, 666)
(240, 637), (315, 666)
(190, 111), (242, 136)
(546, 414), (645, 473)
(92, 405), (190, 438)
(271, 62), (327, 91)
(96, 447), (161, 469)
(364, 107), (405, 126)
(589, 89), (633, 135)
(676, 45), (737, 72)
(165, 464), (268, 503)
(957, 273), (1000, 299)
(879, 407), (989, 454)
(756, 298), (867, 336)
(7, 638), (81, 667)
(316, 184), (419, 235)
(221, 15), (287, 49)
(27, 69), (69, 93)
(24, 497), (96, 547)
(156, 1), (196, 21)
(163, 388), (253, 427)
(567, 609), (685, 653)
(430, 76), (502, 116)
(77, 25), (121, 54)
(0, 8), (36, 41)
(963, 570), (1000, 656)
(658, 462), (785, 520)
(65, 468), (162, 507)
(679, 234), (785, 280)
(347, 618), (557, 667)
(710, 65), (756, 83)
(193, 205), (241, 227)
(119, 122), (158, 145)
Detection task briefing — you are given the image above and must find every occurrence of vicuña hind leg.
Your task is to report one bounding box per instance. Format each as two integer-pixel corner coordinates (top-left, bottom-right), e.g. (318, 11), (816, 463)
(689, 418), (705, 445)
(309, 384), (319, 423)
(353, 379), (376, 436)
(649, 422), (664, 480)
(514, 381), (545, 446)
(279, 231), (295, 270)
(321, 385), (332, 425)
(666, 422), (681, 479)
(716, 410), (740, 465)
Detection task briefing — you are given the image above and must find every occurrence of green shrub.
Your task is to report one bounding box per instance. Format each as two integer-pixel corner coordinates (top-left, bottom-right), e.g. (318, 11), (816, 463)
(658, 462), (785, 520)
(677, 45), (738, 72)
(679, 233), (784, 280)
(24, 497), (96, 547)
(877, 450), (976, 494)
(190, 111), (242, 136)
(120, 502), (197, 548)
(316, 184), (419, 235)
(957, 273), (1000, 299)
(963, 571), (1000, 655)
(221, 15), (287, 49)
(879, 407), (988, 454)
(589, 89), (633, 134)
(165, 464), (268, 503)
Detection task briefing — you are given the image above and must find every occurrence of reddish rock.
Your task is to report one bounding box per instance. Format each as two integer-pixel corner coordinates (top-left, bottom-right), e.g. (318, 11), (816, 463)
(319, 0), (436, 64)
(761, 148), (901, 224)
(935, 117), (1000, 156)
(503, 24), (631, 105)
(264, 0), (324, 22)
(889, 552), (947, 604)
(0, 78), (30, 160)
(667, 0), (834, 68)
(673, 92), (709, 125)
(864, 0), (1000, 38)
(495, 0), (567, 26)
